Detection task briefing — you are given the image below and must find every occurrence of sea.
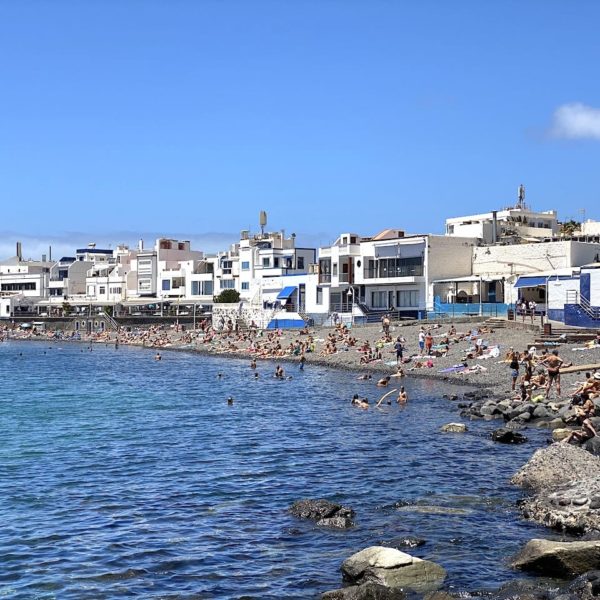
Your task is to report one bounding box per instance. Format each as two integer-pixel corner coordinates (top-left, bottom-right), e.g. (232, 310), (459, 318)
(0, 340), (559, 599)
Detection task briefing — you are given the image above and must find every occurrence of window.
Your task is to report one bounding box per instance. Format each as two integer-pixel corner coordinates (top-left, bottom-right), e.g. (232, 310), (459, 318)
(109, 287), (122, 294)
(241, 261), (250, 270)
(139, 279), (152, 291)
(162, 280), (171, 291)
(262, 257), (270, 268)
(99, 286), (106, 295)
(397, 290), (418, 307)
(1, 282), (36, 291)
(332, 263), (338, 276)
(316, 287), (323, 305)
(371, 291), (388, 308)
(364, 257), (424, 279)
(274, 258), (280, 268)
(220, 279), (235, 289)
(172, 277), (185, 288)
(297, 257), (305, 269)
(191, 281), (214, 295)
(241, 282), (249, 290)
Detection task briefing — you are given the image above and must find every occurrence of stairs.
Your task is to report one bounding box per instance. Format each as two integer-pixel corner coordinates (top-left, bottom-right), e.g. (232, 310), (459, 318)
(485, 317), (507, 329)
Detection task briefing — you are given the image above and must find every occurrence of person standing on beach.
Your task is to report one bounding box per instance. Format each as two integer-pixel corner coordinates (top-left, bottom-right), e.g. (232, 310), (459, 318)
(418, 328), (425, 355)
(508, 349), (519, 391)
(520, 299), (527, 323)
(529, 300), (537, 324)
(425, 331), (433, 356)
(541, 349), (563, 399)
(394, 337), (404, 364)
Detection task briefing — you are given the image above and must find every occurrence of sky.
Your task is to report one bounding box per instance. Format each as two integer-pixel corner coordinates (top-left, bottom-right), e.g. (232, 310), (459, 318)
(1, 0), (600, 260)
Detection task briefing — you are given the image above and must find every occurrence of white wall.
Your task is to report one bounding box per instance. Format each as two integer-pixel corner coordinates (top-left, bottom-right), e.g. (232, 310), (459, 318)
(548, 278), (581, 310)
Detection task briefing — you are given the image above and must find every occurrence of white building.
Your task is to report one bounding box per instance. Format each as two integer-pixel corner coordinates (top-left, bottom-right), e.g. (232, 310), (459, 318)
(314, 229), (476, 320)
(445, 207), (558, 244)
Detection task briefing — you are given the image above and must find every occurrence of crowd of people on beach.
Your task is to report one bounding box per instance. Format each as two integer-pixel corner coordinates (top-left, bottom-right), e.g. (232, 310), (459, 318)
(3, 314), (600, 449)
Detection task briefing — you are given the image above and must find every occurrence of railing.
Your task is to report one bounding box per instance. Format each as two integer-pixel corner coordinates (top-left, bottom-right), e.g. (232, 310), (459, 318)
(364, 266), (424, 279)
(566, 289), (600, 319)
(338, 273), (352, 283)
(318, 274), (332, 283)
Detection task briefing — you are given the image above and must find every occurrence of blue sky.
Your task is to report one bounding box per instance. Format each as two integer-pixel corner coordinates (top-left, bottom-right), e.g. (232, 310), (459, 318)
(1, 0), (600, 259)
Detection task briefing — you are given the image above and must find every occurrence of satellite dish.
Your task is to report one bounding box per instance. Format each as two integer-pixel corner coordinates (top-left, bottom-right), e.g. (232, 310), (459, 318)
(259, 211), (268, 235)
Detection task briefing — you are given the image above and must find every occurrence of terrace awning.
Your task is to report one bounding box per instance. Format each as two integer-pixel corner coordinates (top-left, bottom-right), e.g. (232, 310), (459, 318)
(276, 286), (296, 300)
(514, 276), (547, 288)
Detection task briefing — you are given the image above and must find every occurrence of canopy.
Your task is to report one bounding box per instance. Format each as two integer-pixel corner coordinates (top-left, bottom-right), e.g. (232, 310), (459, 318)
(514, 276), (547, 288)
(276, 286), (296, 300)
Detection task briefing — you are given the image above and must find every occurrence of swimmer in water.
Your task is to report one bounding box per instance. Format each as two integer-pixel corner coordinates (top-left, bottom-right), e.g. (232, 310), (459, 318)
(397, 386), (408, 404)
(376, 388), (398, 407)
(154, 352), (162, 361)
(250, 358), (257, 369)
(351, 394), (369, 410)
(357, 374), (372, 381)
(376, 376), (391, 387)
(227, 396), (234, 405)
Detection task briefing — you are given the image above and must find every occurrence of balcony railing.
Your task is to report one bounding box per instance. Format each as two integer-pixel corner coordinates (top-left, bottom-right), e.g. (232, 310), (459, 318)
(339, 273), (352, 283)
(364, 265), (424, 279)
(319, 274), (332, 283)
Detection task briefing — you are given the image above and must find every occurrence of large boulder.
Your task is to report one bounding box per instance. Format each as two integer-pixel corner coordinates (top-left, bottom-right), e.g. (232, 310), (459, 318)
(512, 539), (600, 577)
(491, 428), (527, 444)
(584, 437), (600, 457)
(512, 443), (600, 491)
(341, 546), (446, 594)
(289, 499), (355, 528)
(512, 444), (600, 534)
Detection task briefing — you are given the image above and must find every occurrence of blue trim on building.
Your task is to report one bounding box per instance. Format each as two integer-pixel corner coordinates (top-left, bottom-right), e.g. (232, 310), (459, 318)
(580, 273), (591, 304)
(547, 309), (564, 322)
(267, 318), (305, 329)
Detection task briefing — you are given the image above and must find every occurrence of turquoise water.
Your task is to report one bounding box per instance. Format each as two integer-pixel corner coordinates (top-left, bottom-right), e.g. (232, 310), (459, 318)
(0, 340), (550, 599)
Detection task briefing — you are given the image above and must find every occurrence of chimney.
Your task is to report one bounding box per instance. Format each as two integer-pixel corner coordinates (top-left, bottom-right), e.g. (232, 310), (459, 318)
(492, 211), (498, 244)
(16, 241), (22, 260)
(49, 245), (52, 261)
(138, 238), (144, 251)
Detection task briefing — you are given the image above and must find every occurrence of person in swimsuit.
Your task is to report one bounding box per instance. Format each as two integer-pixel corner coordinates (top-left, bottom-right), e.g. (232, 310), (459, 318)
(541, 350), (564, 399)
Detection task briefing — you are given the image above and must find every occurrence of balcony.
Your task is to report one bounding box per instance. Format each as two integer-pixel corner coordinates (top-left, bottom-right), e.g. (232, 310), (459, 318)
(364, 265), (424, 279)
(319, 273), (332, 284)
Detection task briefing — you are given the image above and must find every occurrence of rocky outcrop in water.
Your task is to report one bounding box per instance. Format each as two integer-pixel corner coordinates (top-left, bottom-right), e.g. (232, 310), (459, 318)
(440, 423), (468, 433)
(491, 427), (528, 443)
(289, 498), (355, 528)
(512, 539), (600, 577)
(322, 546), (446, 597)
(512, 443), (600, 534)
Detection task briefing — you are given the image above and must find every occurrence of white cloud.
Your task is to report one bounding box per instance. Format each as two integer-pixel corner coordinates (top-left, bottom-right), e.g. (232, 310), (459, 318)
(550, 102), (600, 140)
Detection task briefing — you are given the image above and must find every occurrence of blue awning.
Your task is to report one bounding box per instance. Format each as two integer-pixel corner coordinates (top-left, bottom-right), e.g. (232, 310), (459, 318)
(276, 286), (297, 300)
(514, 276), (547, 288)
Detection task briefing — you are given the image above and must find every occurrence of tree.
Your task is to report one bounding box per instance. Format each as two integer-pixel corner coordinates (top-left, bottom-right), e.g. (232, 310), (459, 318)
(559, 220), (580, 237)
(213, 289), (240, 303)
(62, 301), (72, 316)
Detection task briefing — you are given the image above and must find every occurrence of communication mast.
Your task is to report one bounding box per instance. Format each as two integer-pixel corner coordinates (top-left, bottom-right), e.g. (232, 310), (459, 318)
(516, 184), (526, 210)
(259, 210), (268, 236)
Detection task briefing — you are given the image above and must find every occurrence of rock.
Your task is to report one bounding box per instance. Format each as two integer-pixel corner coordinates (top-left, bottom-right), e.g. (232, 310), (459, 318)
(440, 423), (468, 433)
(341, 546), (446, 594)
(491, 428), (528, 444)
(552, 428), (572, 441)
(512, 443), (600, 491)
(584, 437), (600, 458)
(549, 418), (565, 429)
(512, 539), (600, 577)
(532, 406), (549, 419)
(317, 516), (354, 529)
(321, 582), (406, 599)
(567, 570), (600, 598)
(512, 444), (600, 534)
(392, 537), (426, 549)
(290, 499), (354, 525)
